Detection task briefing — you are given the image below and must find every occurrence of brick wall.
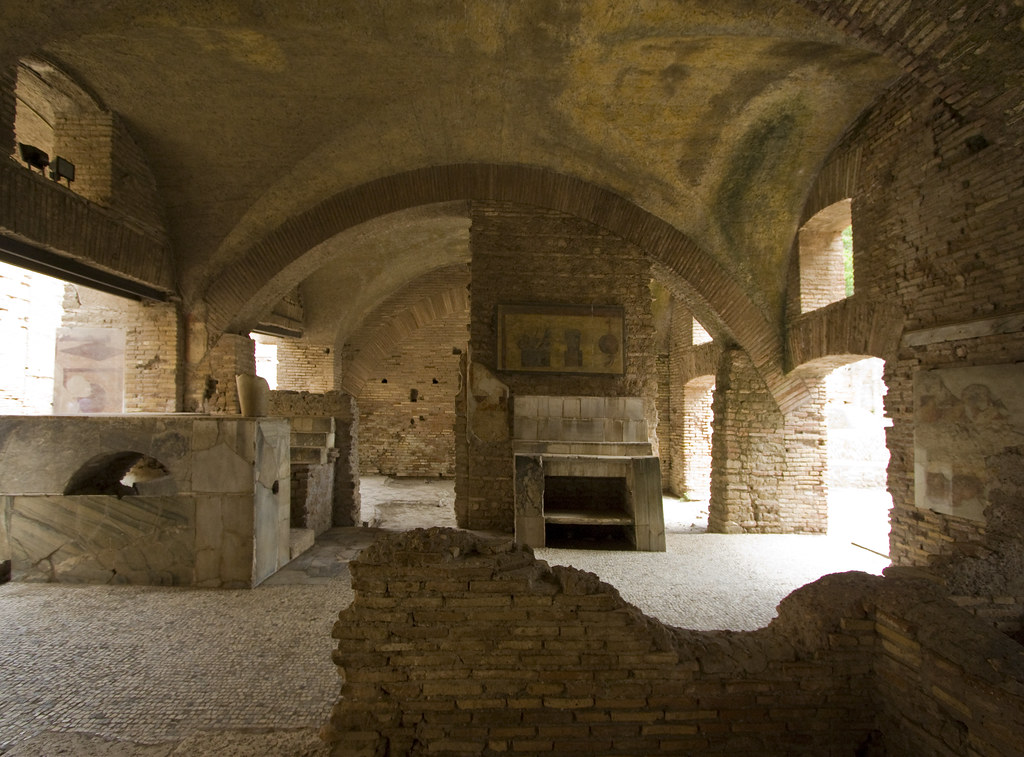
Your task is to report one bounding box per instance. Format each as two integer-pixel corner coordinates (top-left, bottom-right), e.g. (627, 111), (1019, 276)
(463, 201), (656, 531)
(837, 74), (1024, 570)
(60, 284), (180, 412)
(184, 330), (254, 414)
(325, 528), (1024, 756)
(275, 339), (336, 393)
(357, 311), (463, 478)
(710, 350), (828, 534)
(55, 113), (113, 207)
(3, 70), (173, 293)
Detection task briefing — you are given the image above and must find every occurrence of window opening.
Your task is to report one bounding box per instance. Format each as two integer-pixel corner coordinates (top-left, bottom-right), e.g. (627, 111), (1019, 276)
(251, 335), (279, 390)
(798, 198), (853, 313)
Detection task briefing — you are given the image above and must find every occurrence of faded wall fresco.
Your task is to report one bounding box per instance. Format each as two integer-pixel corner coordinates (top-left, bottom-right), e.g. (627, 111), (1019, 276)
(914, 364), (1024, 522)
(53, 327), (125, 414)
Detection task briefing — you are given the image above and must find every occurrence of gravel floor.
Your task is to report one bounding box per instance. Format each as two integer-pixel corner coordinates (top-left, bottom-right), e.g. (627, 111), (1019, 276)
(0, 478), (890, 755)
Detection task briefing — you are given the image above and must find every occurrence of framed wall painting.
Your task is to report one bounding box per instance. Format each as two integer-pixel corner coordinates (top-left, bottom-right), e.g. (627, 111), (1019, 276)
(497, 303), (625, 375)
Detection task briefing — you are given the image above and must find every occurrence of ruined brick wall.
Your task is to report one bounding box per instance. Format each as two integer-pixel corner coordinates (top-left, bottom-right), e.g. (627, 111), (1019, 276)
(837, 74), (1024, 569)
(184, 330), (254, 414)
(464, 201), (656, 531)
(60, 284), (180, 412)
(326, 529), (1024, 756)
(710, 350), (828, 533)
(357, 311), (462, 478)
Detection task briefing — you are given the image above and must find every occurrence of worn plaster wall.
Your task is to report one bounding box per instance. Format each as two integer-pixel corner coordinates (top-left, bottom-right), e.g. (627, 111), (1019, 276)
(462, 201), (656, 531)
(325, 529), (1024, 756)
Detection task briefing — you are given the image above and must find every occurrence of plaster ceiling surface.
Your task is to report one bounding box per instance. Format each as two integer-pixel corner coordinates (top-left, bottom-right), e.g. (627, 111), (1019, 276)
(0, 0), (902, 330)
(298, 203), (471, 346)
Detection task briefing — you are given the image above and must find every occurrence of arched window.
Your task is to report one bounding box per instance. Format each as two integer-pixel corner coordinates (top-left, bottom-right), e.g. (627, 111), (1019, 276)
(13, 58), (112, 204)
(798, 199), (854, 313)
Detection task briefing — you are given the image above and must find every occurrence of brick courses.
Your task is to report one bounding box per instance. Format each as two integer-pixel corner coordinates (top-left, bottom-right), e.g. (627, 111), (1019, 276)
(325, 528), (1024, 756)
(463, 201), (657, 532)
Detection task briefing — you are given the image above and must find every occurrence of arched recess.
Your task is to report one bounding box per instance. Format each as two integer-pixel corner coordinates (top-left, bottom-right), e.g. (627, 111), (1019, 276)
(340, 267), (470, 397)
(64, 450), (175, 496)
(341, 265), (470, 478)
(785, 149), (860, 322)
(201, 165), (797, 409)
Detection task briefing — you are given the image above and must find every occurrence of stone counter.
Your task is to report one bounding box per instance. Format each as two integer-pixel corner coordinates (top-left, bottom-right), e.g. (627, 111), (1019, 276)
(0, 415), (290, 587)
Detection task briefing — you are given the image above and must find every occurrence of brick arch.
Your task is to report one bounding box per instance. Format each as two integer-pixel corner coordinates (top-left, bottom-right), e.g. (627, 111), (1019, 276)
(205, 164), (799, 407)
(340, 266), (470, 397)
(798, 148), (861, 229)
(786, 295), (905, 374)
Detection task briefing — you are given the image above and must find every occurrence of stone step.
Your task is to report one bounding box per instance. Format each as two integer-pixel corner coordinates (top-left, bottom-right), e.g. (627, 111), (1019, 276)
(289, 528), (315, 560)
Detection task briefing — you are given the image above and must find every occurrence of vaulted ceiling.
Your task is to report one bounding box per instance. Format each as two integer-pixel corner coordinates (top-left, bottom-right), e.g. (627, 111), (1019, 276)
(4, 0), (1006, 352)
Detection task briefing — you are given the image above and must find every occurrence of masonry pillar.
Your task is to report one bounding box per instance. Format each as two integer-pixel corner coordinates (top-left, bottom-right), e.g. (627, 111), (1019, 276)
(331, 393), (361, 527)
(184, 321), (255, 414)
(709, 349), (828, 533)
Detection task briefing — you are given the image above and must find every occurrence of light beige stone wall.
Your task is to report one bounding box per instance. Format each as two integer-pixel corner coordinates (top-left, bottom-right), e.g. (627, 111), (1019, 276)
(0, 415), (291, 587)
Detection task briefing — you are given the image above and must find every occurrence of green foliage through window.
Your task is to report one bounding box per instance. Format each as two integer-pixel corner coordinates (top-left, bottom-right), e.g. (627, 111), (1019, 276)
(841, 225), (854, 297)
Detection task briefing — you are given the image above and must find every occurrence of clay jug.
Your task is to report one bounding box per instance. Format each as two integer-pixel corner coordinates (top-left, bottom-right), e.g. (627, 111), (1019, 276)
(236, 373), (270, 416)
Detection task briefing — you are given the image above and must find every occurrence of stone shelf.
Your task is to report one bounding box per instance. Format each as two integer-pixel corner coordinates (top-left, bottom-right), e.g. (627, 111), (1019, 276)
(543, 509), (635, 526)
